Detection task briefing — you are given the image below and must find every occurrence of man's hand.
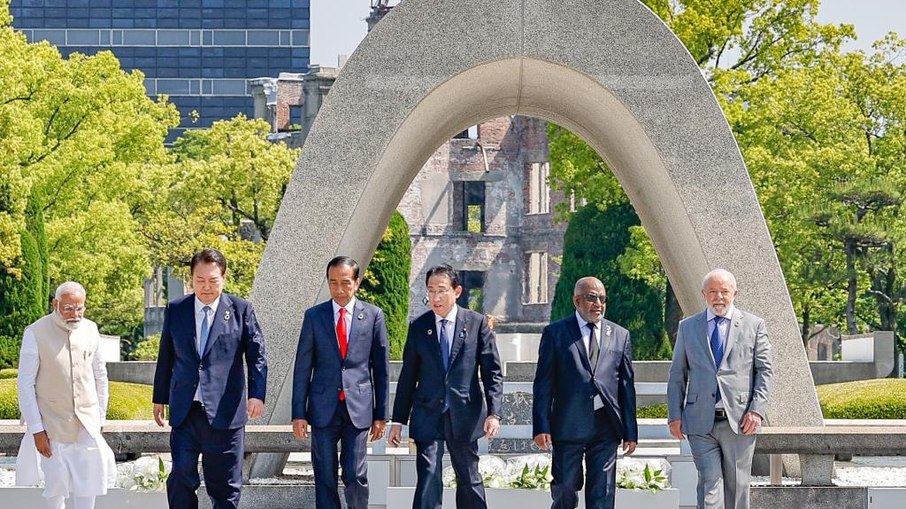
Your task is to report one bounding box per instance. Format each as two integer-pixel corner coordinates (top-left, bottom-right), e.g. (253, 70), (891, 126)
(668, 419), (685, 440)
(247, 398), (264, 419)
(370, 420), (387, 441)
(292, 419), (309, 440)
(153, 404), (167, 427)
(741, 411), (762, 435)
(533, 433), (552, 451)
(33, 431), (51, 458)
(387, 424), (402, 447)
(622, 440), (637, 456)
(484, 415), (500, 439)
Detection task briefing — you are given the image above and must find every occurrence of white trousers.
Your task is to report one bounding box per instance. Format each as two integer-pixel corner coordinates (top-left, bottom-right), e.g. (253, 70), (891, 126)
(16, 424), (116, 503)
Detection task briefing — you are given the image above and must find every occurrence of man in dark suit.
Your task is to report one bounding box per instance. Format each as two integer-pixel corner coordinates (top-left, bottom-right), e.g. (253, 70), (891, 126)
(667, 269), (772, 509)
(292, 256), (390, 509)
(153, 248), (268, 509)
(532, 276), (638, 509)
(388, 264), (503, 509)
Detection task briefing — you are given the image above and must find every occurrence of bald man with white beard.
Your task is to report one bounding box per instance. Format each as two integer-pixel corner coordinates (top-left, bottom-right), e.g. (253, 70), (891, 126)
(16, 282), (116, 509)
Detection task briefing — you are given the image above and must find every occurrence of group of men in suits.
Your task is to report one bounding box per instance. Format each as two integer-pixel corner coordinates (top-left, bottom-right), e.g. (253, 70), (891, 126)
(146, 245), (771, 509)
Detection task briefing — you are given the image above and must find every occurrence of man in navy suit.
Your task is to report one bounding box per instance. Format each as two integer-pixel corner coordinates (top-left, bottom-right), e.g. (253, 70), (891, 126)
(152, 248), (268, 509)
(292, 256), (390, 509)
(532, 276), (638, 509)
(388, 264), (503, 509)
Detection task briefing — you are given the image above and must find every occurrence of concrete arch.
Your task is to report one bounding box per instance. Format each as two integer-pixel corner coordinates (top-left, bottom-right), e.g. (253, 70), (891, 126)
(249, 0), (820, 474)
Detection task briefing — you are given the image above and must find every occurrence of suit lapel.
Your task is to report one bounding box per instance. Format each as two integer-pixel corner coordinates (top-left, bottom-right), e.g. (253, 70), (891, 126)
(202, 293), (231, 358)
(183, 295), (200, 360)
(594, 320), (613, 372)
(349, 300), (367, 357)
(447, 306), (467, 369)
(566, 318), (593, 374)
(694, 312), (717, 372)
(323, 301), (342, 362)
(722, 309), (741, 367)
(424, 314), (444, 370)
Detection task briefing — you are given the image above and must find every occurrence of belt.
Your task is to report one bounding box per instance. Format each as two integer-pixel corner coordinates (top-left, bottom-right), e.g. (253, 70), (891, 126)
(714, 408), (727, 419)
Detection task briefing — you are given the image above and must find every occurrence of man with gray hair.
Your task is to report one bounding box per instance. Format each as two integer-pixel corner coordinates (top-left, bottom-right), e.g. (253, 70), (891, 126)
(16, 281), (115, 509)
(667, 269), (773, 509)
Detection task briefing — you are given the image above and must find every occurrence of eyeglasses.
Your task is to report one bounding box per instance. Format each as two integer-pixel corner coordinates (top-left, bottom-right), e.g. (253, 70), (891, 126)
(583, 294), (607, 304)
(61, 305), (86, 313)
(426, 289), (453, 299)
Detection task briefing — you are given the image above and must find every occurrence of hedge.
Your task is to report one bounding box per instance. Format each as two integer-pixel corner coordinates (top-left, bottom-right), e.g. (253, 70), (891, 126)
(817, 379), (906, 419)
(0, 379), (153, 420)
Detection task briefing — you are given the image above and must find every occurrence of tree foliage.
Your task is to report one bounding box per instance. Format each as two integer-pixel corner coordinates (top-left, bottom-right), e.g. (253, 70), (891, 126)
(359, 211), (412, 360)
(552, 204), (672, 360)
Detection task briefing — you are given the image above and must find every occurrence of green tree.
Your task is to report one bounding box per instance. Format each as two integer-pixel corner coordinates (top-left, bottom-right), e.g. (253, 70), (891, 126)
(1, 1), (179, 341)
(359, 211), (412, 360)
(0, 190), (48, 365)
(552, 204), (671, 360)
(142, 115), (299, 297)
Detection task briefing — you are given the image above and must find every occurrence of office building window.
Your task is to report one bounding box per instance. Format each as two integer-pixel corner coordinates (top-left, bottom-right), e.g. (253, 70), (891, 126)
(523, 252), (549, 304)
(526, 162), (550, 215)
(457, 271), (486, 313)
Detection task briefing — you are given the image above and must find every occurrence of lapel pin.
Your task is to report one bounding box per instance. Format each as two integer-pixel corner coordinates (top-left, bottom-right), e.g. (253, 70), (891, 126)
(605, 325), (612, 336)
(458, 330), (466, 338)
(358, 313), (364, 320)
(223, 310), (231, 321)
(427, 329), (433, 336)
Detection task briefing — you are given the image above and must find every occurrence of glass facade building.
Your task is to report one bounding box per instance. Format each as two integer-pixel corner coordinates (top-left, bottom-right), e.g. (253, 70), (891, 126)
(10, 0), (311, 137)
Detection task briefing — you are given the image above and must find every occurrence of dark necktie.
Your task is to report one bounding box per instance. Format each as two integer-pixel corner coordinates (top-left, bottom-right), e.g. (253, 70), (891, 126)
(439, 319), (450, 371)
(587, 322), (599, 370)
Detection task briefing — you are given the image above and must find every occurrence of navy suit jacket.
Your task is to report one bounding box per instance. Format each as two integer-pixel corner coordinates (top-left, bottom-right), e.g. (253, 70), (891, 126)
(391, 307), (503, 442)
(152, 293), (268, 430)
(532, 315), (638, 443)
(292, 299), (390, 430)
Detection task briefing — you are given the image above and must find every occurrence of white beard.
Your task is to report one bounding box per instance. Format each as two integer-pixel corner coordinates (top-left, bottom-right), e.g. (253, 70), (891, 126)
(52, 311), (82, 331)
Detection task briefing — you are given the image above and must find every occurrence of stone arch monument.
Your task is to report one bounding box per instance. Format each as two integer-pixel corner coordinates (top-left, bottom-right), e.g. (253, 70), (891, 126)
(248, 0), (821, 475)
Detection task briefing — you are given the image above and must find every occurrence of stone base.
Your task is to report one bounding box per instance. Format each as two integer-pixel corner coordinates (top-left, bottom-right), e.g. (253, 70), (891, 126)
(752, 486), (865, 509)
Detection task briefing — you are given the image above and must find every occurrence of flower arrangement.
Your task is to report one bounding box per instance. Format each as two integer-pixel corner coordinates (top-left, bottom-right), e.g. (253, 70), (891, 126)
(442, 455), (669, 492)
(116, 456), (171, 492)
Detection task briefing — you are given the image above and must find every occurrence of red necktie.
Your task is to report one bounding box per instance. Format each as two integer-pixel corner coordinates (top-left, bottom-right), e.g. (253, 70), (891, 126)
(337, 308), (348, 400)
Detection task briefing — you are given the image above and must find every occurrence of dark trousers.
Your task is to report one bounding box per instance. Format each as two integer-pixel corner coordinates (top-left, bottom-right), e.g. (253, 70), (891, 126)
(550, 409), (620, 509)
(413, 413), (486, 509)
(167, 402), (244, 509)
(311, 399), (370, 509)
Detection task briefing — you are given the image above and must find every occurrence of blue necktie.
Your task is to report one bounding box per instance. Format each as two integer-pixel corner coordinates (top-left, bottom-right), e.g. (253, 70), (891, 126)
(710, 316), (725, 369)
(439, 319), (450, 372)
(711, 316), (725, 403)
(199, 305), (212, 356)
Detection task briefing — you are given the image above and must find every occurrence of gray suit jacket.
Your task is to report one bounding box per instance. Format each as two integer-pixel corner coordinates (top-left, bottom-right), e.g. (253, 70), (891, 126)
(667, 308), (773, 435)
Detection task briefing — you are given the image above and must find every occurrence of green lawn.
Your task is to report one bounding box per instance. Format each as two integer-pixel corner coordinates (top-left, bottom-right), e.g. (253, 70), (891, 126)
(0, 378), (153, 420)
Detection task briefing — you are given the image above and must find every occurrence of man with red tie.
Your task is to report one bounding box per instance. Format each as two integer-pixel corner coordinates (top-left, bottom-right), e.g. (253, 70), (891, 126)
(292, 256), (390, 509)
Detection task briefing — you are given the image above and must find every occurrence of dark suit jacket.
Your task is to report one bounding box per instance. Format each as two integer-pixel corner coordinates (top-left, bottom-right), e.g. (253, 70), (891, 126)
(533, 315), (638, 443)
(391, 306), (503, 442)
(152, 293), (268, 430)
(292, 299), (390, 430)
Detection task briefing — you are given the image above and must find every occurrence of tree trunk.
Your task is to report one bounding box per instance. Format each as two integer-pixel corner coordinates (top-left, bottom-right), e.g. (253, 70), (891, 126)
(800, 304), (811, 350)
(845, 241), (859, 334)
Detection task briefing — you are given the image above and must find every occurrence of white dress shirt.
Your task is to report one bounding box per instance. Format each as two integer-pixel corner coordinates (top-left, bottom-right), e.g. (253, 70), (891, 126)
(194, 296), (220, 402)
(17, 326), (109, 435)
(575, 312), (605, 410)
(706, 305), (735, 409)
(434, 305), (458, 360)
(332, 297), (356, 345)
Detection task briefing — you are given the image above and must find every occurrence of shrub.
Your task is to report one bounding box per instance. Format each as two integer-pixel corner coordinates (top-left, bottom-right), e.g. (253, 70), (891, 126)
(817, 379), (906, 419)
(0, 335), (20, 369)
(0, 379), (153, 420)
(0, 191), (49, 340)
(637, 403), (668, 419)
(132, 335), (161, 361)
(359, 211), (412, 360)
(0, 368), (17, 379)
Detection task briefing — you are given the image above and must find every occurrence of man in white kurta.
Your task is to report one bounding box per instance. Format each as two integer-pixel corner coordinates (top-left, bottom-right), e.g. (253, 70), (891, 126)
(16, 281), (116, 509)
